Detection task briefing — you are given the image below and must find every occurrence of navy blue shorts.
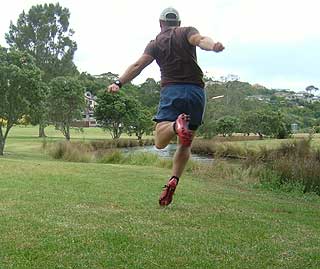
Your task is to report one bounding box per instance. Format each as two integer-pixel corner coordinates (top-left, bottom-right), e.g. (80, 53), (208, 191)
(153, 84), (206, 130)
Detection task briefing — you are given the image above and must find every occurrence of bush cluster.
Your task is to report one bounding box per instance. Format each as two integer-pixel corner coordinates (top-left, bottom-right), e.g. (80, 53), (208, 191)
(246, 138), (320, 194)
(46, 137), (320, 196)
(191, 138), (256, 159)
(90, 138), (154, 150)
(48, 141), (94, 162)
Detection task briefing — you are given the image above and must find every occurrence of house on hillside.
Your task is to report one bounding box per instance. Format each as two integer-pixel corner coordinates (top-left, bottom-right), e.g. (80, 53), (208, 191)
(252, 83), (267, 90)
(268, 89), (320, 104)
(294, 91), (320, 103)
(205, 80), (223, 87)
(245, 95), (271, 102)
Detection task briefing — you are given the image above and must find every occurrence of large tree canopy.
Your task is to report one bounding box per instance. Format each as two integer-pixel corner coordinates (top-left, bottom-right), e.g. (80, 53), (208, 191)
(94, 92), (140, 139)
(48, 77), (85, 140)
(5, 3), (78, 137)
(5, 3), (78, 81)
(0, 47), (42, 155)
(127, 108), (154, 141)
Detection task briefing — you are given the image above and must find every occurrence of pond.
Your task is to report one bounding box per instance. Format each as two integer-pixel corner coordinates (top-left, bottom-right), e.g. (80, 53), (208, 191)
(122, 144), (213, 163)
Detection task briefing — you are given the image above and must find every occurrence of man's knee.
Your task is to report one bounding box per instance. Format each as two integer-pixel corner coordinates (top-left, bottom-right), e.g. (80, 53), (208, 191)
(155, 142), (166, 150)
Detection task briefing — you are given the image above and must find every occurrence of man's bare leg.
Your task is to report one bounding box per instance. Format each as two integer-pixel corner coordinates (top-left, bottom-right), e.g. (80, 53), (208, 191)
(157, 113), (195, 206)
(155, 121), (195, 177)
(155, 121), (176, 149)
(172, 133), (195, 178)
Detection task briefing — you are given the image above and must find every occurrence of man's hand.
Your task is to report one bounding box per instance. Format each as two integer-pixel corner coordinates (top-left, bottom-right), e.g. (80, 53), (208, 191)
(212, 42), (225, 52)
(107, 83), (120, 93)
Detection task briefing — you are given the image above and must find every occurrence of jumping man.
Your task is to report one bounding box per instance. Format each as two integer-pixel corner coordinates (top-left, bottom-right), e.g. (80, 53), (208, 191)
(108, 7), (225, 206)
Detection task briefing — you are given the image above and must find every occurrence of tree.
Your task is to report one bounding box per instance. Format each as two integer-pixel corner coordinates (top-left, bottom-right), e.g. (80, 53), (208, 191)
(6, 3), (78, 137)
(0, 48), (42, 155)
(243, 110), (290, 139)
(240, 113), (258, 136)
(306, 85), (319, 95)
(216, 116), (239, 137)
(94, 72), (119, 88)
(28, 82), (50, 137)
(198, 119), (218, 139)
(94, 92), (139, 139)
(127, 108), (154, 141)
(137, 78), (161, 108)
(79, 72), (105, 96)
(48, 77), (85, 140)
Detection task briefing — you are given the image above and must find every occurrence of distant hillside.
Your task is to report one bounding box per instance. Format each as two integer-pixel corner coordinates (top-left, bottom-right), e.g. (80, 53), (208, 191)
(205, 80), (273, 99)
(202, 80), (320, 133)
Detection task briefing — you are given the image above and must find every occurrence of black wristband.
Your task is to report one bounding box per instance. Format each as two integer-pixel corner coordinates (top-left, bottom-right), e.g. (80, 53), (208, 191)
(113, 80), (122, 88)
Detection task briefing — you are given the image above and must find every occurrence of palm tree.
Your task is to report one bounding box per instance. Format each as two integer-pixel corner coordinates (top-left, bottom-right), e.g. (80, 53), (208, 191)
(306, 85), (319, 95)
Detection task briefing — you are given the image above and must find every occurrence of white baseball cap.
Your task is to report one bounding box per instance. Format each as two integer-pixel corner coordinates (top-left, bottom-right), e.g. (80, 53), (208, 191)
(159, 7), (180, 22)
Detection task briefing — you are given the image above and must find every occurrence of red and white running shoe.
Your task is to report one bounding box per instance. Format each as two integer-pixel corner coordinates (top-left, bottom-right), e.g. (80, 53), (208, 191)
(175, 113), (192, 147)
(159, 176), (179, 206)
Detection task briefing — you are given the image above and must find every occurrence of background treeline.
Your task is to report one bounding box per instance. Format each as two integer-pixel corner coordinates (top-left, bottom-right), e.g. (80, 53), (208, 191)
(83, 73), (320, 141)
(199, 79), (320, 139)
(1, 2), (320, 156)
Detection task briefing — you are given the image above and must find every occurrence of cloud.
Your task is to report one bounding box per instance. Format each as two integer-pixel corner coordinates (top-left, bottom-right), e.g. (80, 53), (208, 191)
(1, 0), (319, 91)
(207, 0), (320, 44)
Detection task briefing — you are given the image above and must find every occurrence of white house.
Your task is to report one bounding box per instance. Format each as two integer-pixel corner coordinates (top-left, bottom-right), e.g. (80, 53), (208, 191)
(73, 91), (97, 127)
(83, 91), (97, 127)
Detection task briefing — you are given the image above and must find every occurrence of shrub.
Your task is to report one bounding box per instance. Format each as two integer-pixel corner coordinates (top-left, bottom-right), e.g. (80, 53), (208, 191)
(125, 152), (159, 166)
(191, 139), (253, 159)
(48, 141), (94, 162)
(98, 150), (172, 169)
(254, 167), (305, 194)
(47, 138), (156, 164)
(216, 116), (239, 137)
(98, 150), (124, 164)
(313, 126), (320, 133)
(245, 138), (320, 195)
(90, 138), (154, 150)
(276, 122), (292, 139)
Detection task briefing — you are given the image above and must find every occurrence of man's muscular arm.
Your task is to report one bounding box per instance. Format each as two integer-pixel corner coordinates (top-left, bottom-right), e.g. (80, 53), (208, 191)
(188, 33), (225, 52)
(108, 54), (154, 93)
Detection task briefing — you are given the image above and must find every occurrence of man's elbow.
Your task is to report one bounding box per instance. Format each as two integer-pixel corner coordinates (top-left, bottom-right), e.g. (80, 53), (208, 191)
(189, 34), (203, 46)
(132, 62), (144, 74)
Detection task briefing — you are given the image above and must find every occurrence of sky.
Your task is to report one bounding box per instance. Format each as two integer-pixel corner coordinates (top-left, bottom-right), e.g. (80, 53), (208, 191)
(1, 0), (320, 91)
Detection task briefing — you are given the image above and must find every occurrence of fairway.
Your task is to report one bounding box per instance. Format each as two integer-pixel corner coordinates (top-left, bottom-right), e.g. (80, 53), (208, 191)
(1, 126), (320, 268)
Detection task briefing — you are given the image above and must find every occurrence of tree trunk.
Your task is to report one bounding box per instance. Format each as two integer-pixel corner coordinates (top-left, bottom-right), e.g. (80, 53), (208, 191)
(138, 135), (143, 146)
(0, 139), (4, 156)
(0, 124), (11, 155)
(38, 124), (47, 138)
(65, 126), (70, 141)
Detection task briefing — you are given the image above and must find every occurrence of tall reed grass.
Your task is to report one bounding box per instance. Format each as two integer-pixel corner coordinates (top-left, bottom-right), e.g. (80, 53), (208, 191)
(45, 140), (243, 182)
(246, 138), (320, 194)
(46, 140), (172, 169)
(191, 139), (255, 159)
(47, 141), (94, 162)
(45, 137), (320, 195)
(90, 138), (154, 150)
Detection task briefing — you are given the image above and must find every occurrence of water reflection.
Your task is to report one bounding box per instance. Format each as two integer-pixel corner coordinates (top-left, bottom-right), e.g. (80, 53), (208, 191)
(123, 144), (213, 163)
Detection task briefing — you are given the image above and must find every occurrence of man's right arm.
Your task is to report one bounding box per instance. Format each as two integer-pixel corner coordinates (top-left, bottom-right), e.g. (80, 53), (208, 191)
(188, 33), (225, 52)
(107, 54), (154, 93)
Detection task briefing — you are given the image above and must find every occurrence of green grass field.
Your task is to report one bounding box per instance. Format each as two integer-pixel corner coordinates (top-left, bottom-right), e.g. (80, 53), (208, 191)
(1, 126), (320, 268)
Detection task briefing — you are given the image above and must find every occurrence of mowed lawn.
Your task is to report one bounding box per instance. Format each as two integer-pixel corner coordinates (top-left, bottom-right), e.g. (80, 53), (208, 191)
(1, 126), (320, 268)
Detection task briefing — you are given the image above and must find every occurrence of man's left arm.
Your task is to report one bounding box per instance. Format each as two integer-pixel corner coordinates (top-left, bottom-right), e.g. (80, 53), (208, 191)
(108, 54), (154, 93)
